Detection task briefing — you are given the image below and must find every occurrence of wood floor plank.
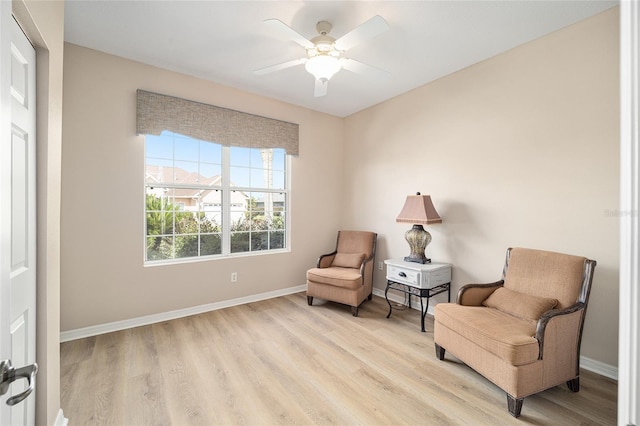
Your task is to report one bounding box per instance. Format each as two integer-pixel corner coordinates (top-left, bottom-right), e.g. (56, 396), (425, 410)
(61, 293), (617, 425)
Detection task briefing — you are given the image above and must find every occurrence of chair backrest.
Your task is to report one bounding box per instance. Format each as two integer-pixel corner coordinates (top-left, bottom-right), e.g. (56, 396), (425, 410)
(336, 231), (377, 258)
(502, 247), (595, 309)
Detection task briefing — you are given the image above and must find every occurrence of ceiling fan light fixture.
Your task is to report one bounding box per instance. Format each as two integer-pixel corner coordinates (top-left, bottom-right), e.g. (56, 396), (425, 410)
(258, 15), (390, 95)
(305, 55), (342, 81)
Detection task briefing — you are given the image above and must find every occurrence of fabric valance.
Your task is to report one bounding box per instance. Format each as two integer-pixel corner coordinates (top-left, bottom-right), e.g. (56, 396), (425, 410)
(136, 90), (299, 156)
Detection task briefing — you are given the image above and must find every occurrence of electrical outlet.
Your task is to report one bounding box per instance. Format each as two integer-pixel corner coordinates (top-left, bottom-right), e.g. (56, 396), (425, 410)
(378, 261), (384, 271)
(231, 272), (238, 282)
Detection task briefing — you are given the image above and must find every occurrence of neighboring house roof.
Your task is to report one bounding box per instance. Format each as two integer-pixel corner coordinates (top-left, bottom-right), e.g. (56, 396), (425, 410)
(145, 165), (248, 201)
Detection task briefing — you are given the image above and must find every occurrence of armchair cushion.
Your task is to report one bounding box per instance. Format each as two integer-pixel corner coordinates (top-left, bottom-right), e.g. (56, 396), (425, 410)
(482, 287), (558, 322)
(307, 267), (363, 290)
(331, 252), (365, 269)
(435, 303), (539, 366)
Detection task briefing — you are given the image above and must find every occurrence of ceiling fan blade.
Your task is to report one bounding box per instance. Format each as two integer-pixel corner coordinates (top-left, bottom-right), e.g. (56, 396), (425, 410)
(334, 15), (389, 51)
(253, 58), (307, 75)
(314, 79), (328, 97)
(341, 58), (390, 80)
(264, 19), (315, 49)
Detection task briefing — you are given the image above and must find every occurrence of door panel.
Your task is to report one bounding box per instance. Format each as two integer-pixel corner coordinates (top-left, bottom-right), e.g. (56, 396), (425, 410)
(11, 128), (28, 270)
(0, 13), (37, 426)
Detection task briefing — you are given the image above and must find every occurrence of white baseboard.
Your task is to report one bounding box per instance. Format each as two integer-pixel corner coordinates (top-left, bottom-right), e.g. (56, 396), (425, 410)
(60, 285), (307, 342)
(53, 409), (68, 426)
(372, 287), (619, 381)
(580, 355), (618, 380)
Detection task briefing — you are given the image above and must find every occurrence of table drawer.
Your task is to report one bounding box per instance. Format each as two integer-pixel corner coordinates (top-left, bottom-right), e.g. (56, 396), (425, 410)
(424, 268), (451, 287)
(387, 265), (419, 286)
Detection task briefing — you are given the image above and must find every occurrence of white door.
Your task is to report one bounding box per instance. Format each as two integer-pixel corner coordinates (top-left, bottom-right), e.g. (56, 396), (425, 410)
(0, 6), (38, 426)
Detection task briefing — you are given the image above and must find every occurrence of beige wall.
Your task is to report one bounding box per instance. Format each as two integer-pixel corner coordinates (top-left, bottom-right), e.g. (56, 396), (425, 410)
(12, 0), (65, 424)
(343, 8), (620, 366)
(61, 44), (344, 331)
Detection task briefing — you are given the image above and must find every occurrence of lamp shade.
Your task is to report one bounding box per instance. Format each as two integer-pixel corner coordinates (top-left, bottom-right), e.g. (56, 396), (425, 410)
(305, 55), (342, 81)
(396, 193), (442, 225)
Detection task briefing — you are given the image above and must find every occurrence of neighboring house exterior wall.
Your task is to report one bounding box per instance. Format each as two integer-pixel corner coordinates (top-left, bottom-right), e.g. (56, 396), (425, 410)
(145, 165), (248, 223)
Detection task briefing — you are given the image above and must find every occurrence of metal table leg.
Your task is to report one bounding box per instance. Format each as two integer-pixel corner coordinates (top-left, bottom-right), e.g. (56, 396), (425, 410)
(385, 282), (393, 318)
(420, 293), (430, 332)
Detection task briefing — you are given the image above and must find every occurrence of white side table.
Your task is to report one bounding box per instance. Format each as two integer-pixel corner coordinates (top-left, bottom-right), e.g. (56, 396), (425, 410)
(384, 259), (452, 332)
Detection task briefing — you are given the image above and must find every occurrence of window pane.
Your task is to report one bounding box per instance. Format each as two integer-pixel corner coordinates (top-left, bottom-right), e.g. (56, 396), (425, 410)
(174, 135), (199, 162)
(231, 231), (250, 253)
(145, 160), (174, 185)
(200, 163), (221, 181)
(200, 140), (222, 164)
(250, 168), (265, 188)
(201, 188), (223, 229)
(146, 212), (174, 235)
(269, 230), (285, 249)
(230, 166), (250, 188)
(230, 190), (246, 225)
(174, 212), (198, 235)
(146, 134), (173, 160)
(272, 149), (286, 171)
(272, 171), (285, 190)
(266, 193), (285, 218)
(249, 149), (261, 167)
(174, 161), (199, 185)
(272, 212), (286, 231)
(146, 191), (177, 233)
(200, 215), (221, 233)
(251, 231), (269, 251)
(230, 146), (251, 167)
(200, 234), (222, 256)
(175, 235), (198, 258)
(146, 235), (174, 261)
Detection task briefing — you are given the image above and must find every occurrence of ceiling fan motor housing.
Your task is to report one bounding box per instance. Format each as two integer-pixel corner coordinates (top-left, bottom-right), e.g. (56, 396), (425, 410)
(309, 21), (338, 56)
(316, 20), (332, 36)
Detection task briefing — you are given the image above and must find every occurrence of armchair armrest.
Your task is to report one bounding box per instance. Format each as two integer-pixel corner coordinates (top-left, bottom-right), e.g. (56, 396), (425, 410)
(359, 253), (376, 278)
(535, 302), (585, 361)
(457, 280), (504, 306)
(317, 251), (337, 268)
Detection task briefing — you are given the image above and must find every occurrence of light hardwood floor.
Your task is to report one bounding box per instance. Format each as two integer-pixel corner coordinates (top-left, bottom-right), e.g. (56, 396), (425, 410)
(61, 293), (617, 425)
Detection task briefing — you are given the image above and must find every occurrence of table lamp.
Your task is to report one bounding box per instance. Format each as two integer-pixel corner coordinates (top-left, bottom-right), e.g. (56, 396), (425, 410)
(396, 192), (442, 264)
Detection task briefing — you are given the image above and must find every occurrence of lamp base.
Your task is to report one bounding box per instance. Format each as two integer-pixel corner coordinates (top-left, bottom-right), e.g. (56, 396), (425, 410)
(404, 255), (431, 264)
(404, 224), (432, 264)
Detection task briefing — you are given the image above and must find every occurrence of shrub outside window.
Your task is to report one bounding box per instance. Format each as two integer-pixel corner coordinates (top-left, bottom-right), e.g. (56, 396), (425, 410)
(145, 131), (288, 262)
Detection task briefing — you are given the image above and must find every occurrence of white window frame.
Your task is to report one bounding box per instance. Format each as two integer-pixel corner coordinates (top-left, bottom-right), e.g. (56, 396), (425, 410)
(144, 136), (291, 265)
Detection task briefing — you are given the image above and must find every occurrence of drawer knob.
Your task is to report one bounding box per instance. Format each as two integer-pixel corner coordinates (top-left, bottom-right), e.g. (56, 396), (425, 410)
(399, 272), (407, 277)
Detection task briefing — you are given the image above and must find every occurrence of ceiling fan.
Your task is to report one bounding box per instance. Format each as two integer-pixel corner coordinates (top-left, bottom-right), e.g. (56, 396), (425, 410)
(254, 15), (390, 97)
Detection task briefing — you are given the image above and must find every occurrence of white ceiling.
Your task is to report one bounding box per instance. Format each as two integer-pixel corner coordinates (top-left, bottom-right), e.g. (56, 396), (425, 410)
(64, 1), (617, 117)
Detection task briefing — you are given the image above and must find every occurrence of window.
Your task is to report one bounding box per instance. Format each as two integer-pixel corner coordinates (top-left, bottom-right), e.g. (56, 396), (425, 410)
(145, 131), (288, 263)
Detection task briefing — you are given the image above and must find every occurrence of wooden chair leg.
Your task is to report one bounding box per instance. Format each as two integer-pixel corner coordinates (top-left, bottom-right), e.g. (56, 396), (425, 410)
(435, 343), (445, 360)
(367, 292), (373, 301)
(307, 296), (313, 306)
(351, 306), (358, 316)
(567, 377), (580, 392)
(507, 394), (524, 418)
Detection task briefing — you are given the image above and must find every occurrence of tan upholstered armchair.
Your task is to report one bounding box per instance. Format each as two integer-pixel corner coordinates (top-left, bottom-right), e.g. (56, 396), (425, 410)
(306, 230), (377, 317)
(434, 247), (596, 418)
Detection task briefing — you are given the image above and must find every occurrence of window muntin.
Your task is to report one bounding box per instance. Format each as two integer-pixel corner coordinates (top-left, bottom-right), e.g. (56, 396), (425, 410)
(145, 131), (288, 263)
